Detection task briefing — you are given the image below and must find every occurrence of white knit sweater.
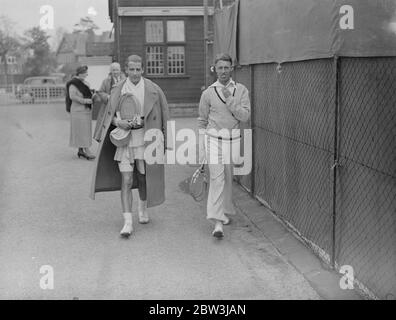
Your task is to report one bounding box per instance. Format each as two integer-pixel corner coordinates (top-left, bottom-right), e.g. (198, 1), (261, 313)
(198, 81), (251, 138)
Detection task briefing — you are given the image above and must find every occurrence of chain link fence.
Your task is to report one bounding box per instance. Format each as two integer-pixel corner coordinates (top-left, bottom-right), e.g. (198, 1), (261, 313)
(234, 57), (396, 299)
(233, 65), (252, 192)
(335, 57), (396, 299)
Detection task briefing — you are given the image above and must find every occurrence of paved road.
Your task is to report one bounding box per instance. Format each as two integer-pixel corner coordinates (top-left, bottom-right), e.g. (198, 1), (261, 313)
(0, 103), (320, 299)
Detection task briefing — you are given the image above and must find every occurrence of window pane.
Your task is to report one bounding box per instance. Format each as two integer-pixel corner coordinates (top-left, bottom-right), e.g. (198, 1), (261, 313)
(167, 21), (185, 42)
(146, 46), (164, 75)
(146, 21), (163, 43)
(30, 79), (42, 85)
(167, 46), (185, 75)
(7, 56), (16, 64)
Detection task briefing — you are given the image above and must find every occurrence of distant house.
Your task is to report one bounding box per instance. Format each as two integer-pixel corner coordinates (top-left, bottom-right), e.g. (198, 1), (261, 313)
(108, 0), (214, 112)
(0, 53), (27, 85)
(56, 30), (114, 86)
(56, 32), (89, 66)
(81, 32), (114, 90)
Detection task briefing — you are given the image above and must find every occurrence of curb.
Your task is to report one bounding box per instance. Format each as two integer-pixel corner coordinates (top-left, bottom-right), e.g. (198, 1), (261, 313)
(232, 182), (364, 300)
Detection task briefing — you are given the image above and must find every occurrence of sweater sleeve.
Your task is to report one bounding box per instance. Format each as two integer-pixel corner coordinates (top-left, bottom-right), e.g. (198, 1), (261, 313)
(197, 90), (210, 130)
(225, 85), (251, 122)
(69, 84), (86, 105)
(99, 78), (108, 93)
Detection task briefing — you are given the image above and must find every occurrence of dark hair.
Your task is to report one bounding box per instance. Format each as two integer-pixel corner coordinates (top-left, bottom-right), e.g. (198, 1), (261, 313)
(75, 65), (88, 76)
(125, 55), (143, 68)
(214, 53), (232, 65)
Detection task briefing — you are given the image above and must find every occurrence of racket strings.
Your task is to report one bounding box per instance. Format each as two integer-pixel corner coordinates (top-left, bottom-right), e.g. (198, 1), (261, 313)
(189, 165), (208, 202)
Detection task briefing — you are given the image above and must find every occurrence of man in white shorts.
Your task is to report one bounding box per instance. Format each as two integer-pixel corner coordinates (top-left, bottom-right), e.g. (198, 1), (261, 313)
(91, 54), (171, 238)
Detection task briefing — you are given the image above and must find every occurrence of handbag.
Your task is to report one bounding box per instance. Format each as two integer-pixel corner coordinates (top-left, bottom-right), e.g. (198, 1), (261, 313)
(109, 127), (131, 147)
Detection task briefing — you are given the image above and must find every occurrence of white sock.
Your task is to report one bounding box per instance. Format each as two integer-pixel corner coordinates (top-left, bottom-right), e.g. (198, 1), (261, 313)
(123, 212), (132, 224)
(138, 199), (147, 212)
(214, 221), (223, 231)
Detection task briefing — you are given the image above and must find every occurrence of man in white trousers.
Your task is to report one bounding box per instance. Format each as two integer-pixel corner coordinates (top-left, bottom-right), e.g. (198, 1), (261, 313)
(198, 53), (251, 238)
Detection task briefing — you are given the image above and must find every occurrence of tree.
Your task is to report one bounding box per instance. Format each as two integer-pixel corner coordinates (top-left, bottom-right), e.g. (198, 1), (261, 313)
(0, 15), (20, 85)
(73, 16), (99, 33)
(23, 27), (56, 76)
(51, 26), (68, 52)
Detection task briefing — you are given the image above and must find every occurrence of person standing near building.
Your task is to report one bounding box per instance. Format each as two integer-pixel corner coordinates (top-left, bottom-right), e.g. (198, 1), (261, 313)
(93, 62), (126, 139)
(91, 54), (172, 238)
(67, 65), (95, 160)
(98, 62), (125, 104)
(198, 53), (251, 238)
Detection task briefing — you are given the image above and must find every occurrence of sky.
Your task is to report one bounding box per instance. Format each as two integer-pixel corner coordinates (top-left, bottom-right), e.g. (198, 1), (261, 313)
(1, 0), (113, 47)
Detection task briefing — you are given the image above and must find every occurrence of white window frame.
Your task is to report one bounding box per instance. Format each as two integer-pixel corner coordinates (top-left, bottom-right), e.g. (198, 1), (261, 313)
(145, 46), (164, 76)
(5, 56), (17, 64)
(167, 46), (185, 75)
(144, 19), (186, 77)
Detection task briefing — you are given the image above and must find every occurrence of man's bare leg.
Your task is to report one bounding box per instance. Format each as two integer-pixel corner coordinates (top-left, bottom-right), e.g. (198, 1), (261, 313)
(120, 171), (133, 237)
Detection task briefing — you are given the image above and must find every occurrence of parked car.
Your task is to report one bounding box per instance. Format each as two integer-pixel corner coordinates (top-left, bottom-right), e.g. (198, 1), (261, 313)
(49, 73), (66, 81)
(16, 76), (65, 103)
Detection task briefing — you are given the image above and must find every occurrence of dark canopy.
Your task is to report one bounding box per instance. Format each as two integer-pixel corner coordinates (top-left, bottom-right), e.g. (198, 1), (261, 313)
(214, 0), (396, 64)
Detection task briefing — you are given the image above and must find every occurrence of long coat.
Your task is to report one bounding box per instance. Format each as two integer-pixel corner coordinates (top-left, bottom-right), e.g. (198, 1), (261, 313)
(69, 83), (92, 148)
(93, 73), (126, 124)
(90, 77), (172, 208)
(97, 73), (127, 104)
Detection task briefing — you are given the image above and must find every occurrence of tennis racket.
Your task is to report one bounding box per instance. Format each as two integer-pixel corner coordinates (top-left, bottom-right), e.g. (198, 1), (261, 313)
(189, 164), (208, 202)
(118, 92), (144, 129)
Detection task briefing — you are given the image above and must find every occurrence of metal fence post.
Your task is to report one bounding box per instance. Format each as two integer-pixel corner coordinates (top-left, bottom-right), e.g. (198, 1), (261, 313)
(331, 55), (341, 269)
(204, 0), (209, 89)
(47, 85), (50, 104)
(250, 64), (255, 197)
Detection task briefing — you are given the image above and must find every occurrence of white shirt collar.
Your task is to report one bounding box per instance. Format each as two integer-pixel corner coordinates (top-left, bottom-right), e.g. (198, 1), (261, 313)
(210, 78), (235, 88)
(122, 77), (145, 98)
(126, 77), (143, 88)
